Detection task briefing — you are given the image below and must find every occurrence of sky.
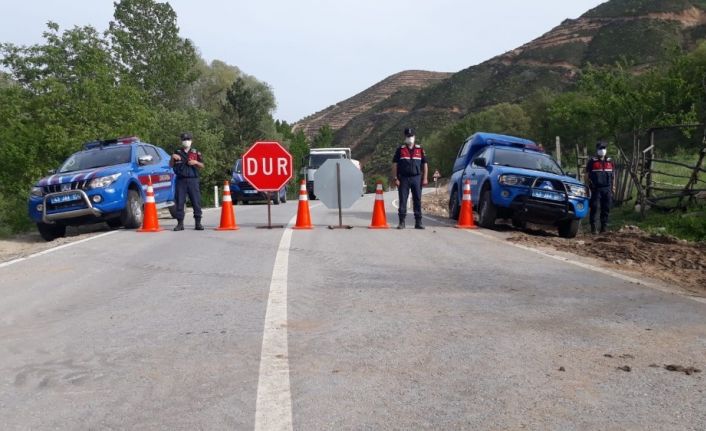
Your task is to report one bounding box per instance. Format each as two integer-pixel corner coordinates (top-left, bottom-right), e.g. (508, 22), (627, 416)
(0, 0), (606, 123)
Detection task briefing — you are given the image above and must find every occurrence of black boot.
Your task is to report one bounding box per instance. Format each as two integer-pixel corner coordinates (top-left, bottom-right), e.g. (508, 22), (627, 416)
(590, 224), (597, 234)
(414, 218), (425, 229)
(600, 224), (607, 234)
(194, 218), (204, 230)
(173, 220), (184, 231)
(397, 215), (406, 229)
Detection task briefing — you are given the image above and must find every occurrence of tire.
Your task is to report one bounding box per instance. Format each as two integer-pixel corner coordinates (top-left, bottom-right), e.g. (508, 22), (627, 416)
(36, 223), (66, 242)
(281, 190), (287, 204)
(449, 188), (460, 220)
(120, 189), (143, 229)
(558, 219), (580, 238)
(478, 189), (497, 229)
(168, 205), (177, 218)
(106, 218), (122, 229)
(272, 192), (281, 205)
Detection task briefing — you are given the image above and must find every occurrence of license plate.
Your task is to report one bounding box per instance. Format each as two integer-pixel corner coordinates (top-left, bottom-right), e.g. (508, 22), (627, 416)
(531, 190), (565, 201)
(50, 193), (81, 204)
(244, 190), (257, 194)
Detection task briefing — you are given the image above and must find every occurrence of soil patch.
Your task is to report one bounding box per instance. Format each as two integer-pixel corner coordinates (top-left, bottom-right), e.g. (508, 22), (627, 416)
(423, 192), (706, 296)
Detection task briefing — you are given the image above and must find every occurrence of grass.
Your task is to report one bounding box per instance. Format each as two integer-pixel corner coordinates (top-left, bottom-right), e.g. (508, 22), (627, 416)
(607, 201), (706, 242)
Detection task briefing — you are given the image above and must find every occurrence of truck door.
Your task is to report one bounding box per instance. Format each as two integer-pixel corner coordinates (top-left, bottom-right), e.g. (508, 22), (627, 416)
(467, 147), (491, 206)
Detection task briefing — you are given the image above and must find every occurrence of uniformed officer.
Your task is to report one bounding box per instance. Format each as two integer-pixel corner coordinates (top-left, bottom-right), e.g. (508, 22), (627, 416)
(170, 132), (205, 231)
(392, 127), (429, 229)
(585, 141), (614, 234)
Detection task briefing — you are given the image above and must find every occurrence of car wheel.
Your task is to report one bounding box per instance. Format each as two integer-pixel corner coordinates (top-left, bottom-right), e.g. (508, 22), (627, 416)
(36, 223), (66, 242)
(106, 218), (122, 229)
(558, 219), (580, 238)
(120, 189), (143, 229)
(272, 192), (281, 205)
(449, 188), (460, 220)
(168, 205), (177, 219)
(281, 190), (287, 204)
(478, 189), (497, 229)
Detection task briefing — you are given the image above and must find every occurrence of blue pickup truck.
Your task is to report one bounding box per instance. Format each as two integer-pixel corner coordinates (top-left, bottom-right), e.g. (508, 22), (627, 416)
(28, 137), (176, 241)
(448, 132), (589, 238)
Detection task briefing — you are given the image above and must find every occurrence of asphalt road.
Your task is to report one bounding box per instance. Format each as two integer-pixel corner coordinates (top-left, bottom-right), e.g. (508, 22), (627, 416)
(1, 192), (704, 430)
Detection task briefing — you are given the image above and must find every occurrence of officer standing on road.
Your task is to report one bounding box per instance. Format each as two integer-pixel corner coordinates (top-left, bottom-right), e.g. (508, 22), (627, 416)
(170, 132), (205, 231)
(585, 141), (614, 234)
(392, 127), (429, 229)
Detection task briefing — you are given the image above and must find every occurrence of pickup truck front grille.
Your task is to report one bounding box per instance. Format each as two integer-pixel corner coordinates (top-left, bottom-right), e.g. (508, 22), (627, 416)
(43, 180), (91, 194)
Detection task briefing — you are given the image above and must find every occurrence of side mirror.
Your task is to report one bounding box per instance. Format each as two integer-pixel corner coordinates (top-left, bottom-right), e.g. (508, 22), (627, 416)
(565, 171), (576, 178)
(47, 169), (56, 175)
(227, 168), (233, 176)
(474, 157), (487, 168)
(138, 155), (153, 166)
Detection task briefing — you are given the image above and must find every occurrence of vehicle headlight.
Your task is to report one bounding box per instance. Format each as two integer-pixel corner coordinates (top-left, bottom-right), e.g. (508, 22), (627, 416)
(567, 183), (588, 198)
(89, 173), (121, 189)
(31, 186), (44, 197)
(498, 174), (531, 186)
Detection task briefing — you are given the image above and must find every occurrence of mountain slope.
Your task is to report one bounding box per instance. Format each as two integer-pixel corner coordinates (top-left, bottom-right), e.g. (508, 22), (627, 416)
(292, 70), (451, 139)
(300, 0), (706, 175)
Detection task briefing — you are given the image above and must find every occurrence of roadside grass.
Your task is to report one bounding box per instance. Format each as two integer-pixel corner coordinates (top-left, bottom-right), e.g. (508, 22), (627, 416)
(606, 200), (706, 242)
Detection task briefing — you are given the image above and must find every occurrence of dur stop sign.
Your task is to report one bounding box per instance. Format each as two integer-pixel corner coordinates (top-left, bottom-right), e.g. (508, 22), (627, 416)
(242, 141), (293, 229)
(242, 141), (293, 192)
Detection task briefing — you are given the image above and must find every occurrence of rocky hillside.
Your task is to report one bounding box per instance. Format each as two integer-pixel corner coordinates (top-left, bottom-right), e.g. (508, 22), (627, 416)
(293, 70), (451, 139)
(299, 0), (706, 176)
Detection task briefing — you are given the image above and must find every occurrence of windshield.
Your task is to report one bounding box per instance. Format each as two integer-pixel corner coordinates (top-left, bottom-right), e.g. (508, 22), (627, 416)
(58, 146), (132, 173)
(492, 148), (563, 176)
(308, 153), (344, 169)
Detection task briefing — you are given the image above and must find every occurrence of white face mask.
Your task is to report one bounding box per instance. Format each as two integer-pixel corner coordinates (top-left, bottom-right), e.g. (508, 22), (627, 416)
(597, 149), (607, 157)
(181, 140), (192, 149)
(405, 136), (415, 146)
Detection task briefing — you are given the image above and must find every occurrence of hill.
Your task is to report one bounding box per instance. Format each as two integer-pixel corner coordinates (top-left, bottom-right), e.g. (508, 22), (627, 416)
(292, 70), (451, 139)
(296, 0), (706, 176)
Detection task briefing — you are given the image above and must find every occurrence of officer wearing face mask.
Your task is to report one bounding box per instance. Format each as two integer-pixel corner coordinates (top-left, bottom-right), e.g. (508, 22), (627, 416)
(170, 132), (205, 231)
(392, 127), (429, 229)
(585, 141), (614, 234)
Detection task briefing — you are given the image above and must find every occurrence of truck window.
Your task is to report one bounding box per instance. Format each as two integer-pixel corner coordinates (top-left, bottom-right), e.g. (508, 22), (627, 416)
(471, 148), (490, 168)
(308, 153), (343, 169)
(458, 140), (471, 158)
(492, 148), (563, 175)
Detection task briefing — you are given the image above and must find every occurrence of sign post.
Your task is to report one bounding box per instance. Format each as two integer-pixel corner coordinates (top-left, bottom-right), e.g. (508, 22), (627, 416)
(242, 141), (293, 229)
(433, 169), (441, 194)
(313, 159), (364, 229)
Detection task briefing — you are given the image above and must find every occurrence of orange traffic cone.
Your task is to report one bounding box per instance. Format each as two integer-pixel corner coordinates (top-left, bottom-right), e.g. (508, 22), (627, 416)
(292, 180), (313, 230)
(216, 180), (239, 230)
(369, 181), (389, 229)
(137, 179), (163, 232)
(455, 179), (477, 229)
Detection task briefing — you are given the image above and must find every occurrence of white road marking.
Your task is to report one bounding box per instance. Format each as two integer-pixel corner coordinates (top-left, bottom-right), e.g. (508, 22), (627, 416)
(423, 215), (706, 304)
(254, 213), (297, 431)
(0, 231), (119, 269)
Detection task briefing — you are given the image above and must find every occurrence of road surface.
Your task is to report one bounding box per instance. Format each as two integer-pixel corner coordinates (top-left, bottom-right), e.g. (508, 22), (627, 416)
(1, 192), (704, 430)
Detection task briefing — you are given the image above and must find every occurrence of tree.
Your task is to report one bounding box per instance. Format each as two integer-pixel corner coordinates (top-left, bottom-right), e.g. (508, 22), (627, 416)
(109, 0), (198, 107)
(222, 76), (277, 151)
(311, 124), (334, 148)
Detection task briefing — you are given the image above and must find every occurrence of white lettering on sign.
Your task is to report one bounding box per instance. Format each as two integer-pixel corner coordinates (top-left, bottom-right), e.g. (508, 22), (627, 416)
(247, 158), (259, 175)
(278, 157), (288, 175)
(263, 159), (273, 175)
(247, 157), (290, 176)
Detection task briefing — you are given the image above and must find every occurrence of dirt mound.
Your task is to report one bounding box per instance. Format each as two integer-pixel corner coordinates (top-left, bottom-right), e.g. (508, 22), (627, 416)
(508, 227), (706, 295)
(422, 192), (706, 295)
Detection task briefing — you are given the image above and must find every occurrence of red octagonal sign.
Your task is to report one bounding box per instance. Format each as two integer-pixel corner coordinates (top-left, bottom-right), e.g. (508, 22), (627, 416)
(242, 141), (293, 192)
